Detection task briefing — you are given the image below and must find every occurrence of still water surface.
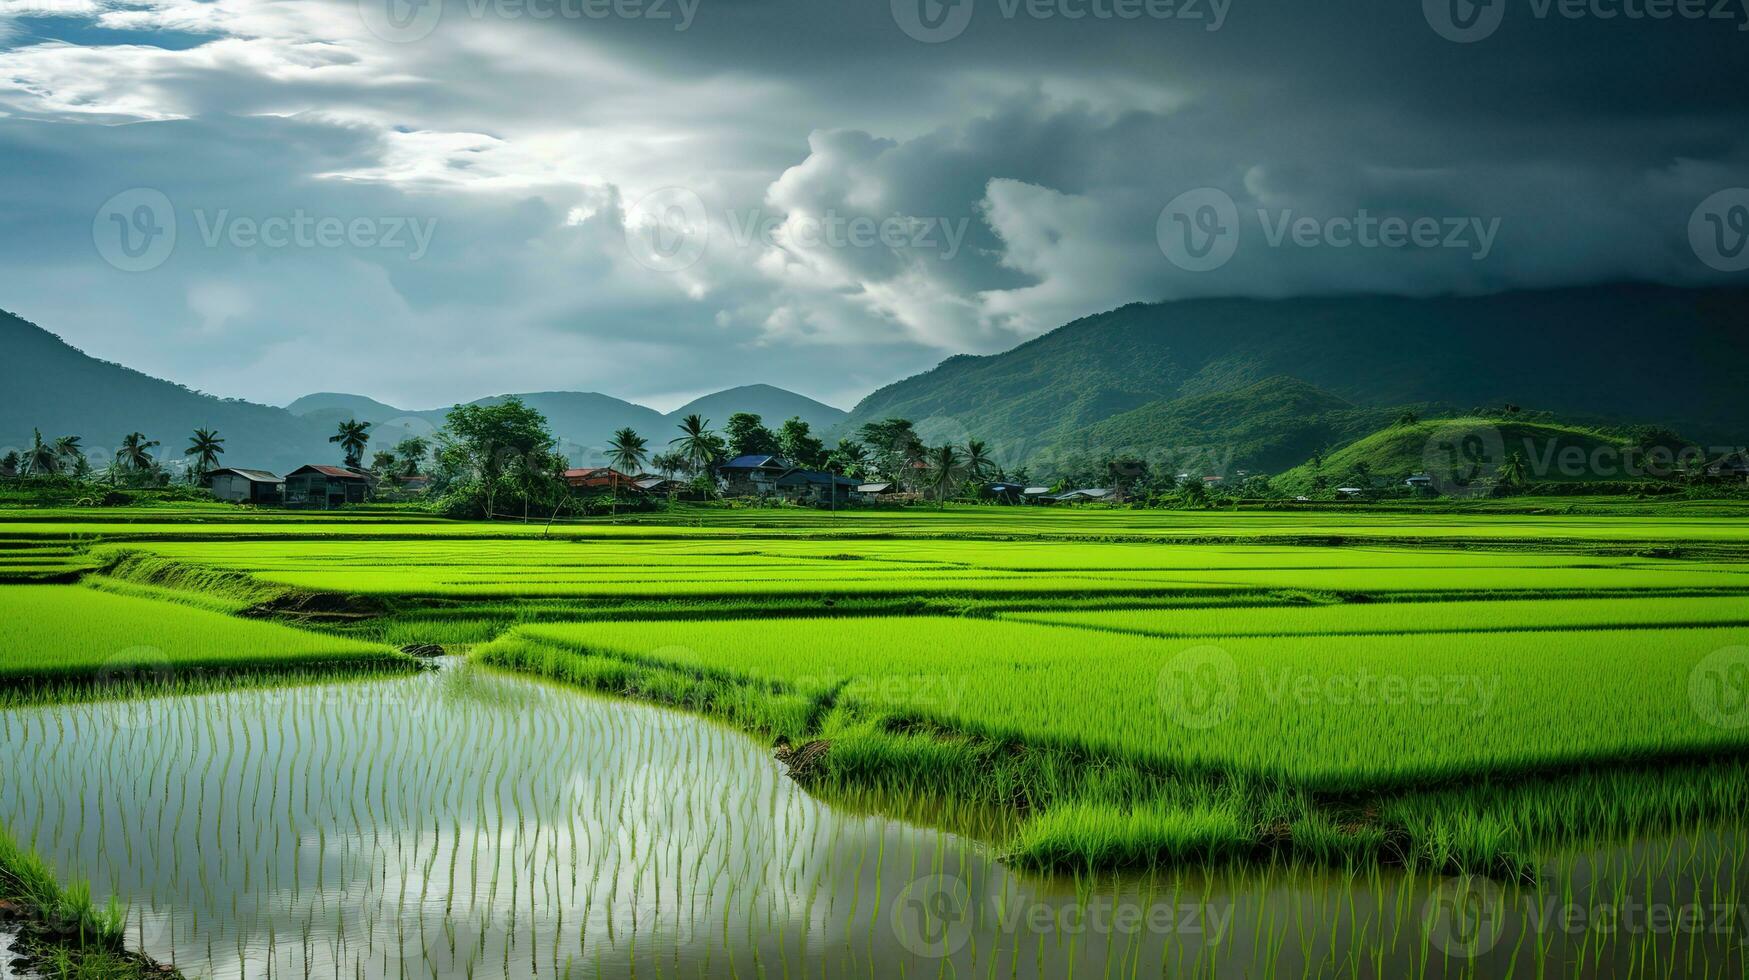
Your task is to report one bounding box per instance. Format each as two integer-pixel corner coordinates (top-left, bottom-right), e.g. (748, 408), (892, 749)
(1, 663), (1742, 978)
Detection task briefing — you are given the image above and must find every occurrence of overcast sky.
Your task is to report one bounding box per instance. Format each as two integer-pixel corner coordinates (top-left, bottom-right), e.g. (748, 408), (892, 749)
(1, 0), (1744, 410)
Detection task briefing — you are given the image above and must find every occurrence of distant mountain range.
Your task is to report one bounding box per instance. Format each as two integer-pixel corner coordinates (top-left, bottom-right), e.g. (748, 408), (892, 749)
(845, 283), (1749, 475)
(5, 283), (1746, 481)
(282, 385), (846, 466)
(0, 308), (845, 473)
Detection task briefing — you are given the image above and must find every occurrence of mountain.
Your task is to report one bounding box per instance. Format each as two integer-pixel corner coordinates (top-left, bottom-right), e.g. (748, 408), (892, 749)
(1056, 377), (1411, 476)
(1273, 417), (1638, 493)
(845, 284), (1749, 473)
(280, 386), (843, 463)
(2, 308), (847, 474)
(0, 309), (332, 473)
(666, 384), (847, 432)
(284, 392), (408, 421)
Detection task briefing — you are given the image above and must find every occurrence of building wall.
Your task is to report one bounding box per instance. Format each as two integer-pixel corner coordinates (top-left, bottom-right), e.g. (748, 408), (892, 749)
(210, 474), (250, 502)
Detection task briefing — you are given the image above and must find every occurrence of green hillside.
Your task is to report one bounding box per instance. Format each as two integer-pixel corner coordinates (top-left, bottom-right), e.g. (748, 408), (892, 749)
(1050, 377), (1409, 476)
(844, 284), (1749, 472)
(0, 309), (335, 473)
(1274, 416), (1642, 493)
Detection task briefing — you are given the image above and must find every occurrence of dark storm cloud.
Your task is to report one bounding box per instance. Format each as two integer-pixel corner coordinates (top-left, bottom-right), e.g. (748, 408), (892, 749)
(0, 0), (1743, 408)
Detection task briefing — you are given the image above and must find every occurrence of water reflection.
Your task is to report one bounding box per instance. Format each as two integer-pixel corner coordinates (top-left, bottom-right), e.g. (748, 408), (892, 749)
(0, 664), (1742, 979)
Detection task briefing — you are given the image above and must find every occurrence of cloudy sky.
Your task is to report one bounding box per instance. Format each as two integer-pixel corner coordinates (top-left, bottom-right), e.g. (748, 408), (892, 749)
(0, 0), (1744, 410)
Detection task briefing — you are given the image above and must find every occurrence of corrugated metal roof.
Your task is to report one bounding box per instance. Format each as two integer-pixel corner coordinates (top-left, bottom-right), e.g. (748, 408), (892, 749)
(856, 482), (893, 493)
(208, 468), (281, 482)
(289, 465), (369, 480)
(721, 455), (789, 470)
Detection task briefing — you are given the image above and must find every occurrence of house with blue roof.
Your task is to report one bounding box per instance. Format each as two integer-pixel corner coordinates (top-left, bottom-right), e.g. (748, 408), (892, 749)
(717, 454), (791, 496)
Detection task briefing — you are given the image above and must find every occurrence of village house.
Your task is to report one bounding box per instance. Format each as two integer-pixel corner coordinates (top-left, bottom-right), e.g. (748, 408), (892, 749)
(632, 475), (687, 495)
(563, 467), (638, 493)
(206, 467), (283, 504)
(717, 455), (791, 497)
(853, 481), (898, 503)
(774, 469), (858, 506)
(284, 465), (374, 509)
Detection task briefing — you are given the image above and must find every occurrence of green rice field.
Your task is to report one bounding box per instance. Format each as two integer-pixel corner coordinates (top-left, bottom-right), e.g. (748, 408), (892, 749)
(2, 503), (1747, 978)
(0, 585), (414, 686)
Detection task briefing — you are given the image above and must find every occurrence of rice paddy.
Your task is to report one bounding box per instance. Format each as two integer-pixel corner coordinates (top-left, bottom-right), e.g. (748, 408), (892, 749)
(1, 503), (1746, 978)
(0, 585), (415, 687)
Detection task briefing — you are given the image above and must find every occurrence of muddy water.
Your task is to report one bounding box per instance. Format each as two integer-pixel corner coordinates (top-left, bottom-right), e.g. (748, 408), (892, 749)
(0, 663), (1743, 979)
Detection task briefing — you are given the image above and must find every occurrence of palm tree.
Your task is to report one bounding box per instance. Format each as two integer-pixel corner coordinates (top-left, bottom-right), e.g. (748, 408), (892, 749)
(607, 427), (650, 476)
(1499, 451), (1527, 488)
(670, 414), (717, 477)
(962, 439), (994, 480)
(925, 444), (962, 508)
(186, 428), (224, 478)
(52, 435), (83, 468)
(116, 432), (160, 473)
(650, 451), (688, 480)
(330, 419), (372, 469)
(21, 429), (60, 476)
(392, 437), (430, 478)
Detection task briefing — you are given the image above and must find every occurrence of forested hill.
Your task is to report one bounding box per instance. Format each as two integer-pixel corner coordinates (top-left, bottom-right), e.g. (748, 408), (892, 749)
(843, 284), (1749, 471)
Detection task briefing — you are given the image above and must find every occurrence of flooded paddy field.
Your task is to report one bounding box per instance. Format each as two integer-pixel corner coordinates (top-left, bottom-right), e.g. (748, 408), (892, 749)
(2, 663), (1744, 979)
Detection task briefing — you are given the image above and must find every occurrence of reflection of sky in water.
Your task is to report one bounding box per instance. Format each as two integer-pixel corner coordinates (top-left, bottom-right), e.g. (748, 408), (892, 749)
(0, 665), (1743, 979)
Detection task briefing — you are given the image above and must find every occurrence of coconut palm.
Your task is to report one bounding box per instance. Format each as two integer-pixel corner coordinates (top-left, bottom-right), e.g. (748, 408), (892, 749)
(925, 444), (962, 508)
(330, 419), (372, 468)
(186, 428), (224, 477)
(1499, 451), (1527, 487)
(391, 436), (430, 478)
(962, 439), (995, 480)
(116, 432), (160, 472)
(670, 414), (718, 476)
(607, 427), (650, 476)
(21, 430), (60, 476)
(650, 451), (688, 480)
(52, 434), (83, 466)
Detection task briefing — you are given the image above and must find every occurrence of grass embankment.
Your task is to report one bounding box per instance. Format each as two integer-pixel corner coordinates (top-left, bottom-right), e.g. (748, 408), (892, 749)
(0, 585), (419, 691)
(475, 615), (1749, 875)
(89, 538), (1749, 601)
(1, 823), (176, 979)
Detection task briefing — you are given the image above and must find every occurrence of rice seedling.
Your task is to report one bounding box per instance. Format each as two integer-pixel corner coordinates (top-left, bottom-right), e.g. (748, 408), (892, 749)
(1, 504), (1745, 977)
(0, 585), (416, 686)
